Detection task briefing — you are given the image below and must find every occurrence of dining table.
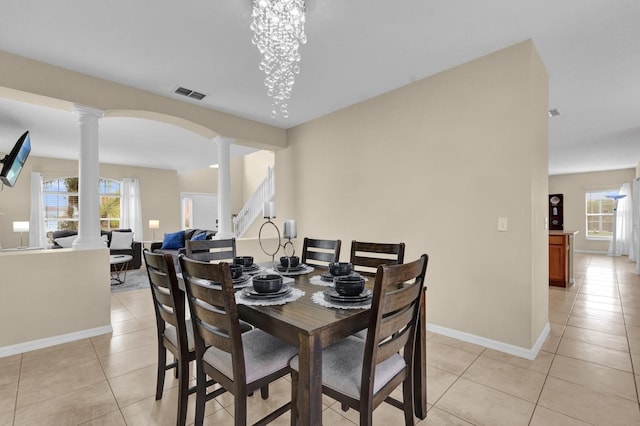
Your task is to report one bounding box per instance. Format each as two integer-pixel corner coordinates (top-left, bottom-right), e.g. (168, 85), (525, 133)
(234, 263), (428, 426)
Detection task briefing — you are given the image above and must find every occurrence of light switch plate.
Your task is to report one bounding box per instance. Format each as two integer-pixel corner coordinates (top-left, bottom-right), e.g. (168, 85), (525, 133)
(498, 217), (508, 232)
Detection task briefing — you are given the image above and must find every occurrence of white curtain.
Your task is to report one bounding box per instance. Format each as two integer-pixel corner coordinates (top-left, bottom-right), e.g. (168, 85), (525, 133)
(29, 172), (48, 248)
(630, 178), (640, 273)
(608, 183), (632, 256)
(120, 178), (143, 241)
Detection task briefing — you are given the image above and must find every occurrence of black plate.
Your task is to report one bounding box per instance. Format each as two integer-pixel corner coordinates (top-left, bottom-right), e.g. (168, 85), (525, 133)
(242, 264), (260, 272)
(232, 274), (251, 286)
(320, 271), (361, 282)
(324, 288), (372, 303)
(242, 284), (292, 299)
(320, 272), (335, 282)
(276, 264), (307, 272)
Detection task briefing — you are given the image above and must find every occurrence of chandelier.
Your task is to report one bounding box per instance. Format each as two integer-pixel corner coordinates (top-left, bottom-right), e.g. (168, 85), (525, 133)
(250, 0), (306, 119)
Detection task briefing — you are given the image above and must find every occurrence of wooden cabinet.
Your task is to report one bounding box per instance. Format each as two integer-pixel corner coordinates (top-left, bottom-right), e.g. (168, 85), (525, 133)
(549, 231), (577, 287)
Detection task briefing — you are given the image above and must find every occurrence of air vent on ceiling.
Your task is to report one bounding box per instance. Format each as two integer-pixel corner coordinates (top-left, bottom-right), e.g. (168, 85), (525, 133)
(174, 86), (207, 101)
(548, 108), (561, 117)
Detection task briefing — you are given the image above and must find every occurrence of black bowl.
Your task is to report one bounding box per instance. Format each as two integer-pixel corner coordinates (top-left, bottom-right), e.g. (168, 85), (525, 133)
(253, 274), (284, 293)
(329, 262), (352, 276)
(234, 256), (254, 267)
(280, 256), (300, 268)
(228, 264), (243, 279)
(334, 275), (365, 296)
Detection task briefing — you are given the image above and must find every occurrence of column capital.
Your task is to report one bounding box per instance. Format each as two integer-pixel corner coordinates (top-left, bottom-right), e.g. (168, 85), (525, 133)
(213, 136), (235, 146)
(72, 104), (104, 120)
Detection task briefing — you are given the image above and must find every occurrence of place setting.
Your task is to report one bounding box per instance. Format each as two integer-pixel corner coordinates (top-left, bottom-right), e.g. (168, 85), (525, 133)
(236, 274), (304, 306)
(266, 255), (315, 276)
(309, 261), (367, 287)
(312, 274), (373, 310)
(233, 255), (264, 275)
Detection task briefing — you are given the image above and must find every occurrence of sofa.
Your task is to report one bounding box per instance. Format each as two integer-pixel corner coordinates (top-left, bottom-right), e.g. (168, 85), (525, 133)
(51, 229), (142, 270)
(150, 228), (217, 271)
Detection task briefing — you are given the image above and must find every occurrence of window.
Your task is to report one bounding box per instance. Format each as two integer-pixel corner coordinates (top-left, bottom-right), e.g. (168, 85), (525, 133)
(585, 191), (614, 239)
(43, 177), (121, 234)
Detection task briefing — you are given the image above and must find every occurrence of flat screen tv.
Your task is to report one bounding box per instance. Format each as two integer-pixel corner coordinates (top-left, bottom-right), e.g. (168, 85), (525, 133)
(0, 130), (31, 188)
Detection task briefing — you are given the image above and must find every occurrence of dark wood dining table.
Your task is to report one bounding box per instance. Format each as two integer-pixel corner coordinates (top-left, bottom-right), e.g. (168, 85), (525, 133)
(236, 265), (427, 426)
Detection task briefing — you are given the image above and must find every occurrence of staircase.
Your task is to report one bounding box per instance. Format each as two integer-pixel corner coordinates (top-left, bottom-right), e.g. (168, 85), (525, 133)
(233, 166), (275, 238)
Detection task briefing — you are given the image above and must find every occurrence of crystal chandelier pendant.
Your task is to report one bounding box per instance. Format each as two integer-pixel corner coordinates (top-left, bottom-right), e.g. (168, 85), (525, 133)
(250, 0), (306, 119)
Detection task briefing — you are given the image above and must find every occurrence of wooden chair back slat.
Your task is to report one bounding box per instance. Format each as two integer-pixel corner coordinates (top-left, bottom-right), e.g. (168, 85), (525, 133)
(376, 326), (412, 364)
(350, 240), (405, 276)
(186, 238), (237, 263)
(378, 304), (415, 342)
(301, 238), (341, 267)
(383, 283), (422, 314)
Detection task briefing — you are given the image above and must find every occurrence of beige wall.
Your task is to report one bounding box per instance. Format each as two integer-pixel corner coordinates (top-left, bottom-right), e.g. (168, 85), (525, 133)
(549, 168), (636, 252)
(0, 156), (181, 247)
(0, 248), (110, 352)
(278, 40), (549, 351)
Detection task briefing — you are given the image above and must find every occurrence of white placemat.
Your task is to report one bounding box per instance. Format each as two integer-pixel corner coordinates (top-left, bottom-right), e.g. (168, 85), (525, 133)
(265, 264), (315, 276)
(311, 291), (372, 310)
(236, 287), (304, 306)
(309, 275), (334, 287)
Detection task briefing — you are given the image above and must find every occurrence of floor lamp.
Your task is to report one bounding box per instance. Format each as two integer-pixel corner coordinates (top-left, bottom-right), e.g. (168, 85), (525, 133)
(606, 193), (627, 256)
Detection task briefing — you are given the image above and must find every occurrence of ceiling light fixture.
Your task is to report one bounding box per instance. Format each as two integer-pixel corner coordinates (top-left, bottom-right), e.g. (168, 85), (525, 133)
(250, 0), (306, 119)
(548, 108), (561, 117)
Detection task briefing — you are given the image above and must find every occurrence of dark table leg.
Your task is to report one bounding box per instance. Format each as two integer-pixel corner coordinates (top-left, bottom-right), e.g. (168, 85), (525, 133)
(413, 290), (427, 419)
(297, 333), (323, 426)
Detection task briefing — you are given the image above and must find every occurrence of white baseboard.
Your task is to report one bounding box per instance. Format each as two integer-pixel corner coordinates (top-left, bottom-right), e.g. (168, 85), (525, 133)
(574, 249), (608, 254)
(0, 325), (113, 358)
(427, 322), (550, 360)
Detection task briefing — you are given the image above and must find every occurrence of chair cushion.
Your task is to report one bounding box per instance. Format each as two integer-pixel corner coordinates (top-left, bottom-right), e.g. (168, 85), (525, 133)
(290, 336), (406, 400)
(203, 329), (297, 384)
(164, 319), (195, 352)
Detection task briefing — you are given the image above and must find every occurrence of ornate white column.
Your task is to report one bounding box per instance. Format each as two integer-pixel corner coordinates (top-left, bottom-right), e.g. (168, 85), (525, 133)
(72, 105), (105, 249)
(215, 136), (235, 239)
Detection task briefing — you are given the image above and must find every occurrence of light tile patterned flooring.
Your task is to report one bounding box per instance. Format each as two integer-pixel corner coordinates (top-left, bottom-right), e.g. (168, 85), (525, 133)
(1, 253), (640, 425)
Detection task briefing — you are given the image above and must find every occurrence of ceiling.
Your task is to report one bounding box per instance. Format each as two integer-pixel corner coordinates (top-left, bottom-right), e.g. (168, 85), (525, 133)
(0, 0), (639, 175)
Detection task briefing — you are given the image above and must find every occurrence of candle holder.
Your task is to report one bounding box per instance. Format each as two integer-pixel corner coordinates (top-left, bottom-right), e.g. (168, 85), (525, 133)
(258, 202), (297, 272)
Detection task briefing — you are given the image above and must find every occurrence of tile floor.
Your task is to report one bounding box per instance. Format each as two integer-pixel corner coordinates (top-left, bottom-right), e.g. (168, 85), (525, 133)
(2, 253), (640, 425)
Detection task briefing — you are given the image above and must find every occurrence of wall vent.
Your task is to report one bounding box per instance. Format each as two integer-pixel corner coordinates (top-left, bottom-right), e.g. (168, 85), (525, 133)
(174, 86), (207, 100)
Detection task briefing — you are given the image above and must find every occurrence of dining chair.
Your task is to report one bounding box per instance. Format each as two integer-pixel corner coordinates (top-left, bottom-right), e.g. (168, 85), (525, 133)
(143, 249), (197, 426)
(300, 237), (341, 267)
(349, 240), (406, 276)
(289, 254), (428, 426)
(179, 254), (298, 426)
(185, 238), (236, 263)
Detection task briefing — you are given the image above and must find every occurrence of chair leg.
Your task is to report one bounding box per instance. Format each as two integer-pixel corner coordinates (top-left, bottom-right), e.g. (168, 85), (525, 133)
(155, 343), (166, 400)
(235, 395), (247, 426)
(177, 357), (189, 426)
(194, 363), (207, 426)
(402, 377), (414, 426)
(290, 372), (298, 426)
(341, 402), (349, 412)
(260, 385), (269, 399)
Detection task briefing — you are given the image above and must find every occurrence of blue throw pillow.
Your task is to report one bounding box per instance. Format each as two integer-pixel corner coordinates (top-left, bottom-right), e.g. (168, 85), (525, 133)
(191, 231), (207, 241)
(161, 230), (185, 250)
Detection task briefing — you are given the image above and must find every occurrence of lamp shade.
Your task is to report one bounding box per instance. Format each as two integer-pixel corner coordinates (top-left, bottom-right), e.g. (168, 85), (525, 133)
(13, 221), (29, 233)
(148, 220), (160, 229)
